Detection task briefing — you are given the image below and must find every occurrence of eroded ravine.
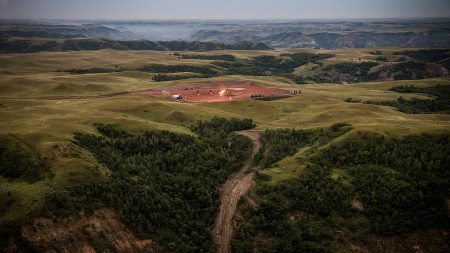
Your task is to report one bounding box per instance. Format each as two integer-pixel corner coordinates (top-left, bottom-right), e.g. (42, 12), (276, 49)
(213, 131), (261, 253)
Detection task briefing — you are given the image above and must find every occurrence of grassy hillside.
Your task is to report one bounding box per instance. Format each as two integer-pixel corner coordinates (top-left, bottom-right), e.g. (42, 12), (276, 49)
(0, 49), (449, 251)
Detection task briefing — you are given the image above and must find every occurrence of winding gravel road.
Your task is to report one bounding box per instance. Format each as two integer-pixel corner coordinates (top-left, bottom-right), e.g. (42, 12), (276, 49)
(213, 131), (261, 253)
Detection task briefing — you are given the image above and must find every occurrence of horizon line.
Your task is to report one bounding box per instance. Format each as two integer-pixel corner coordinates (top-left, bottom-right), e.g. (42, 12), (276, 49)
(1, 17), (450, 22)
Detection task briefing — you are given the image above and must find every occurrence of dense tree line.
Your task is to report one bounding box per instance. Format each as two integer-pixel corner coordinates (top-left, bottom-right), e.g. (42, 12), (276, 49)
(45, 118), (255, 252)
(232, 124), (353, 252)
(317, 132), (449, 183)
(255, 128), (319, 168)
(61, 66), (125, 74)
(386, 61), (442, 80)
(368, 96), (449, 114)
(255, 123), (351, 168)
(310, 62), (379, 83)
(140, 64), (220, 78)
(152, 73), (200, 82)
(251, 95), (293, 101)
(232, 129), (450, 252)
(307, 58), (447, 83)
(233, 167), (348, 253)
(190, 117), (255, 135)
(367, 84), (450, 114)
(0, 39), (272, 54)
(284, 53), (334, 67)
(390, 84), (449, 97)
(178, 54), (236, 61)
(318, 132), (450, 234)
(370, 60), (447, 81)
(327, 61), (378, 78)
(212, 53), (333, 77)
(394, 49), (450, 63)
(0, 135), (47, 181)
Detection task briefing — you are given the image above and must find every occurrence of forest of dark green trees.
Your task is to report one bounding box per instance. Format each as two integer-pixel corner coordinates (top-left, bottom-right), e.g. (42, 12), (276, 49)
(394, 49), (450, 63)
(232, 129), (450, 253)
(1, 114), (449, 252)
(152, 73), (201, 82)
(212, 53), (333, 78)
(43, 118), (255, 252)
(254, 123), (351, 168)
(0, 135), (47, 181)
(367, 84), (450, 114)
(177, 54), (237, 62)
(61, 66), (125, 74)
(310, 62), (379, 83)
(141, 64), (220, 78)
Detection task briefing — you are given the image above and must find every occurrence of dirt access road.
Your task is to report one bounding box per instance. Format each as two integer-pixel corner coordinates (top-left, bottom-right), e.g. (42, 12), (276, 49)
(213, 130), (261, 253)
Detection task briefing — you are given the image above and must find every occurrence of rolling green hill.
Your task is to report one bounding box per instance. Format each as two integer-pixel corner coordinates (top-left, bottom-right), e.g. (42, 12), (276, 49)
(0, 48), (449, 252)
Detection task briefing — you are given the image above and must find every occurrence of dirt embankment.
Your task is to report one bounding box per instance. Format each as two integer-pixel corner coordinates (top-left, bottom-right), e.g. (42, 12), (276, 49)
(4, 208), (164, 253)
(213, 131), (261, 253)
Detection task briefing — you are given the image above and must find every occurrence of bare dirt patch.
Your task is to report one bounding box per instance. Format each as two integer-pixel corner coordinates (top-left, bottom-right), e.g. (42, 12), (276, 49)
(141, 81), (292, 103)
(213, 131), (261, 253)
(4, 208), (164, 253)
(352, 199), (365, 211)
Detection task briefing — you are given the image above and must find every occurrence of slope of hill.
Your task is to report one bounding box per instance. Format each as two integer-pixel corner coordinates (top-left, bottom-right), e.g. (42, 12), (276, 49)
(0, 48), (449, 252)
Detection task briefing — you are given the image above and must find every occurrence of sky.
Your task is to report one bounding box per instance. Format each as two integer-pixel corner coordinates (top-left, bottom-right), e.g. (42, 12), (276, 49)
(1, 0), (450, 20)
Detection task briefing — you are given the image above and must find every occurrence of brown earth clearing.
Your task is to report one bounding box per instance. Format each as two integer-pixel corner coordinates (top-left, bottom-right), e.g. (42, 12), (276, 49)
(141, 81), (294, 103)
(213, 131), (261, 253)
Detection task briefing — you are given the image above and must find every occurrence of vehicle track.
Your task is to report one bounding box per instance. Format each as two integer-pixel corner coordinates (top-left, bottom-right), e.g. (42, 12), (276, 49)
(213, 130), (261, 253)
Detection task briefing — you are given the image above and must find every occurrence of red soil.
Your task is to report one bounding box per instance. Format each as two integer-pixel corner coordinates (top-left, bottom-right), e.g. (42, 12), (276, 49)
(140, 81), (288, 103)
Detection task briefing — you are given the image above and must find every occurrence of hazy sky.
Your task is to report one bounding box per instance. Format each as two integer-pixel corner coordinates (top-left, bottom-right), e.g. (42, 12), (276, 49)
(1, 0), (450, 20)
